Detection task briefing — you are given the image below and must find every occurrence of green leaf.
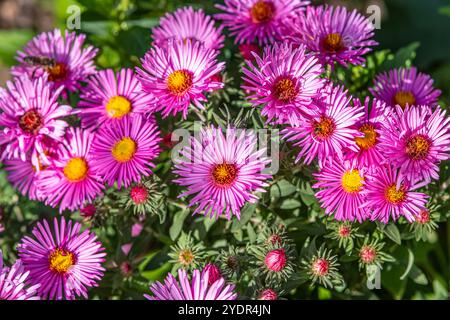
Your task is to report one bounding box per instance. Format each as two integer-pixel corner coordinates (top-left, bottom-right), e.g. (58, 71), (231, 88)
(270, 179), (297, 198)
(0, 30), (33, 66)
(400, 248), (414, 280)
(169, 209), (189, 241)
(408, 265), (428, 285)
(379, 42), (420, 72)
(247, 224), (257, 244)
(383, 223), (402, 245)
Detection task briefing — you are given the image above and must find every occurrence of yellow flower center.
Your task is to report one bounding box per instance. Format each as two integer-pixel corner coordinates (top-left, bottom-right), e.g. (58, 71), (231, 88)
(313, 116), (335, 139)
(178, 249), (195, 266)
(105, 96), (132, 119)
(405, 134), (430, 160)
(341, 169), (364, 193)
(250, 0), (275, 23)
(355, 123), (377, 150)
(167, 70), (193, 95)
(393, 91), (416, 109)
(211, 163), (238, 187)
(111, 137), (137, 162)
(273, 77), (298, 102)
(385, 184), (407, 204)
(63, 157), (88, 182)
(321, 33), (345, 53)
(47, 62), (68, 82)
(48, 248), (75, 274)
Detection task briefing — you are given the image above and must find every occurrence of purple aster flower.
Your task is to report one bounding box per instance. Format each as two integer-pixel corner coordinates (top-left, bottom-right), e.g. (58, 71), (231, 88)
(242, 42), (325, 125)
(4, 156), (43, 201)
(0, 75), (71, 168)
(173, 126), (271, 220)
(370, 67), (441, 109)
(91, 115), (161, 189)
(11, 29), (97, 94)
(313, 158), (369, 222)
(0, 250), (40, 300)
(365, 164), (428, 223)
(78, 68), (154, 129)
(285, 5), (377, 67)
(282, 85), (364, 166)
(215, 0), (308, 45)
(18, 218), (106, 300)
(144, 268), (237, 300)
(136, 39), (225, 119)
(152, 6), (224, 51)
(379, 105), (450, 184)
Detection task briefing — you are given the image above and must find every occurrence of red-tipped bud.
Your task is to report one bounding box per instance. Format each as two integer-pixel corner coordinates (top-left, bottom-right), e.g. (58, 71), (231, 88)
(130, 185), (148, 205)
(80, 204), (96, 218)
(416, 210), (430, 224)
(203, 263), (222, 285)
(239, 43), (260, 60)
(258, 288), (278, 300)
(264, 248), (286, 272)
(360, 245), (377, 264)
(311, 258), (329, 276)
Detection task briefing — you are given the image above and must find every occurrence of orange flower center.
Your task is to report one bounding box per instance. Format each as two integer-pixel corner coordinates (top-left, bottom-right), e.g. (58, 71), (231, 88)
(312, 116), (335, 139)
(384, 184), (407, 204)
(178, 249), (195, 266)
(64, 157), (88, 182)
(19, 110), (43, 134)
(167, 70), (193, 95)
(48, 248), (75, 274)
(47, 62), (68, 82)
(321, 33), (345, 53)
(250, 0), (275, 23)
(393, 91), (416, 109)
(355, 123), (377, 150)
(405, 134), (430, 160)
(273, 77), (298, 102)
(211, 163), (238, 187)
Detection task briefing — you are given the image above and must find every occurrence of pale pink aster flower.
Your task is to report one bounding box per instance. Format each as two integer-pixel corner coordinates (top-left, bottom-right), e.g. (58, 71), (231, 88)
(370, 67), (441, 109)
(242, 43), (325, 125)
(0, 250), (40, 300)
(285, 5), (377, 67)
(0, 75), (71, 168)
(282, 85), (364, 166)
(173, 126), (271, 220)
(313, 158), (369, 222)
(144, 268), (237, 300)
(18, 218), (106, 300)
(378, 105), (450, 184)
(365, 164), (428, 223)
(90, 115), (161, 189)
(12, 29), (98, 94)
(136, 39), (225, 118)
(37, 128), (104, 212)
(78, 68), (154, 129)
(215, 0), (309, 45)
(152, 6), (224, 51)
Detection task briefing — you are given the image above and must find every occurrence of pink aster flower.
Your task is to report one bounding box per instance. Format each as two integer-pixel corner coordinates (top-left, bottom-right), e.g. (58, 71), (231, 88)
(37, 128), (104, 212)
(173, 126), (271, 220)
(282, 85), (364, 166)
(152, 6), (224, 51)
(0, 250), (40, 300)
(215, 0), (308, 45)
(144, 268), (237, 300)
(370, 67), (441, 109)
(78, 68), (153, 129)
(242, 43), (325, 125)
(313, 158), (369, 222)
(378, 105), (450, 184)
(17, 218), (106, 300)
(365, 164), (428, 223)
(90, 115), (161, 189)
(11, 29), (98, 94)
(136, 39), (224, 119)
(0, 75), (71, 167)
(345, 97), (388, 168)
(4, 157), (43, 200)
(285, 5), (377, 67)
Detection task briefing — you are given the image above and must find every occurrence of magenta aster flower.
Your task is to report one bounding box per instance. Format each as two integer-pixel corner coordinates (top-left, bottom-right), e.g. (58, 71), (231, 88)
(0, 75), (71, 167)
(78, 68), (153, 129)
(215, 0), (308, 45)
(152, 6), (224, 51)
(378, 105), (450, 184)
(11, 29), (97, 94)
(173, 126), (271, 220)
(370, 67), (441, 109)
(144, 268), (237, 300)
(242, 43), (325, 125)
(282, 85), (364, 166)
(90, 115), (161, 189)
(345, 97), (388, 168)
(313, 159), (369, 222)
(4, 157), (43, 201)
(17, 218), (106, 300)
(136, 39), (224, 119)
(0, 250), (40, 300)
(365, 165), (428, 223)
(37, 128), (104, 212)
(285, 5), (377, 67)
